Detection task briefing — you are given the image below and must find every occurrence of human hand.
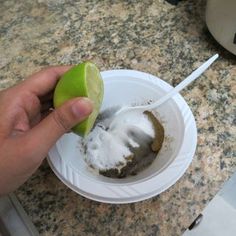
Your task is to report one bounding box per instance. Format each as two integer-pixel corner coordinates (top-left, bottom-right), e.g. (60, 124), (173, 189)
(0, 66), (93, 195)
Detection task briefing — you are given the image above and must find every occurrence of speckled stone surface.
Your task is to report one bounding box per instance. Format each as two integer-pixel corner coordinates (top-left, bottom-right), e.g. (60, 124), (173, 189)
(0, 0), (235, 235)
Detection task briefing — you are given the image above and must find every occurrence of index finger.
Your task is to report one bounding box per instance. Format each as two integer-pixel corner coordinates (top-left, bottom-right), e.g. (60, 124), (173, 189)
(19, 65), (72, 96)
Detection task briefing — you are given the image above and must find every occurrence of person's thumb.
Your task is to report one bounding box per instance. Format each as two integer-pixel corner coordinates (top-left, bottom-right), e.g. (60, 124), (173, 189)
(26, 97), (93, 154)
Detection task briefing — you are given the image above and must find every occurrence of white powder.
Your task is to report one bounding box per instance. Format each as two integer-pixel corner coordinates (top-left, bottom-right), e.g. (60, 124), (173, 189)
(83, 110), (154, 171)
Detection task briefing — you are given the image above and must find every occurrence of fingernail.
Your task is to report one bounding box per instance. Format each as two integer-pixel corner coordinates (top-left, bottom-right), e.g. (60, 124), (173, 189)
(72, 98), (93, 117)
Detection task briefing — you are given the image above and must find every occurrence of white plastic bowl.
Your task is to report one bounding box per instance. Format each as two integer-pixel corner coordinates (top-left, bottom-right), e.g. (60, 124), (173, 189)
(48, 70), (197, 203)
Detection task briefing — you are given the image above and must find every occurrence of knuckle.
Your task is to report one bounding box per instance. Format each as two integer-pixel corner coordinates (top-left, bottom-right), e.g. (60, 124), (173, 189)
(52, 109), (71, 132)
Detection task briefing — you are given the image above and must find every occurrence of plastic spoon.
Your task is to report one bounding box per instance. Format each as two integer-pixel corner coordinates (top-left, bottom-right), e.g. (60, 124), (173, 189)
(110, 54), (219, 128)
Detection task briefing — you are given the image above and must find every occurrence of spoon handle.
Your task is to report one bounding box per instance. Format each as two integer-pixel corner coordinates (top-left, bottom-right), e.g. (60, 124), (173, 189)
(143, 54), (219, 110)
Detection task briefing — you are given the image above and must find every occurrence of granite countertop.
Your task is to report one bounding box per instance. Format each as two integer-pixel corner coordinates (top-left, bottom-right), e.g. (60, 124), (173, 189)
(0, 0), (235, 235)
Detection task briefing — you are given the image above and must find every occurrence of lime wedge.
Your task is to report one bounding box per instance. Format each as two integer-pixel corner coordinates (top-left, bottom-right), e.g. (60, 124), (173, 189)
(53, 62), (104, 136)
